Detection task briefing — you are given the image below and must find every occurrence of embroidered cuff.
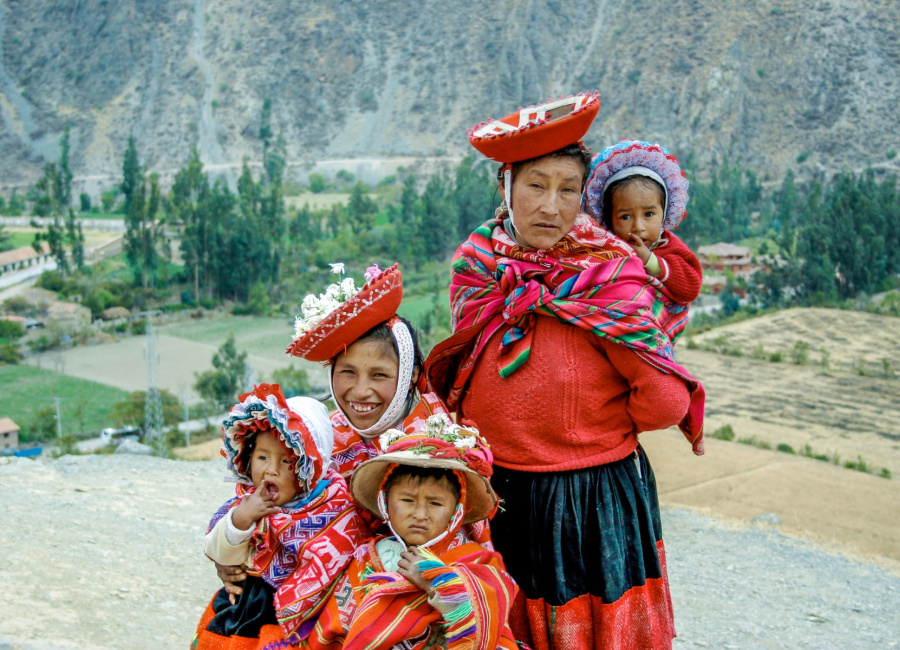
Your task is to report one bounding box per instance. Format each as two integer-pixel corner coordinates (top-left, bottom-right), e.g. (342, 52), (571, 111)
(420, 560), (478, 647)
(644, 252), (662, 277)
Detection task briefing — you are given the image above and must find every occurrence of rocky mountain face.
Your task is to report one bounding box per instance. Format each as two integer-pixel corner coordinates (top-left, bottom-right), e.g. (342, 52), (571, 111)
(1, 0), (899, 195)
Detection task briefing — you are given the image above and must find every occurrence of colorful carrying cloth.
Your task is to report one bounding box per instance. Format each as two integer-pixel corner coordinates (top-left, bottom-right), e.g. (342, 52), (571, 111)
(426, 213), (704, 454)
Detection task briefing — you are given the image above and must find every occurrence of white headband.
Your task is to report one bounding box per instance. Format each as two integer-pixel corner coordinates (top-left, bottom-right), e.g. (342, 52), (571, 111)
(603, 166), (669, 217)
(329, 319), (415, 440)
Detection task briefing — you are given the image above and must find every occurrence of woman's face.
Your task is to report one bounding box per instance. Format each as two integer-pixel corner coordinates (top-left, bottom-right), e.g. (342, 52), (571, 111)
(503, 156), (585, 250)
(332, 339), (400, 429)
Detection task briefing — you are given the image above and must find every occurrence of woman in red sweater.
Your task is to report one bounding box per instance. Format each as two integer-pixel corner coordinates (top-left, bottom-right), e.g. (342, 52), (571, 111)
(426, 93), (705, 650)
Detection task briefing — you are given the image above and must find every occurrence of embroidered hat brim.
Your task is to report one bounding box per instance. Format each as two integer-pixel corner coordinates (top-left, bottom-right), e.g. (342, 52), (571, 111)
(350, 451), (498, 525)
(287, 264), (404, 362)
(468, 91), (601, 163)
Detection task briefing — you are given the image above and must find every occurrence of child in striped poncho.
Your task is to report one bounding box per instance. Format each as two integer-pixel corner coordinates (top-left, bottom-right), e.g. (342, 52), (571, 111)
(301, 412), (518, 650)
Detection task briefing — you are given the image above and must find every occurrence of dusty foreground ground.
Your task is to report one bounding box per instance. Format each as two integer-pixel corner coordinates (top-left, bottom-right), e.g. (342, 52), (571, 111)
(1, 453), (899, 650)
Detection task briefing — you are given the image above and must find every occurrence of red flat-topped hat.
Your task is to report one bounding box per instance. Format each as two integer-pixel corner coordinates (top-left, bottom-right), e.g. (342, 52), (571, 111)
(287, 264), (403, 363)
(468, 91), (601, 163)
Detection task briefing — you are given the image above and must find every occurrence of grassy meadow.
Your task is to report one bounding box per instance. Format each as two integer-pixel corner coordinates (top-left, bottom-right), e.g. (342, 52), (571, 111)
(0, 364), (129, 438)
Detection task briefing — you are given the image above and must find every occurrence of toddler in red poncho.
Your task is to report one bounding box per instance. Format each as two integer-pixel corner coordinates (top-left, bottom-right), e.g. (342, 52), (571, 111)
(193, 384), (370, 650)
(585, 140), (703, 308)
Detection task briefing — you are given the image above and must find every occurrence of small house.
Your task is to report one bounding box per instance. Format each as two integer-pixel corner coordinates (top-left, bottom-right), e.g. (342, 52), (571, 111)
(0, 418), (20, 450)
(0, 243), (51, 277)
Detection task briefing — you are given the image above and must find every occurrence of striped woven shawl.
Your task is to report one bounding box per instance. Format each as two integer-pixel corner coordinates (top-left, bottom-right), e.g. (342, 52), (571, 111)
(425, 213), (704, 454)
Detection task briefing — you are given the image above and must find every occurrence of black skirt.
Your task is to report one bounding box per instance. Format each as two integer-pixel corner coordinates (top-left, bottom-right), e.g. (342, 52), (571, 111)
(489, 446), (666, 606)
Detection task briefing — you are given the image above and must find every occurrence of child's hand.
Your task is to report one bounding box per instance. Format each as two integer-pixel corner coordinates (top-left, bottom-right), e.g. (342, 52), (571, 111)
(398, 546), (431, 592)
(231, 480), (280, 531)
(626, 233), (652, 264)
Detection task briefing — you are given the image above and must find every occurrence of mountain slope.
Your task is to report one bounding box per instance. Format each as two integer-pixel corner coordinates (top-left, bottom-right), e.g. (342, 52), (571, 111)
(1, 0), (899, 192)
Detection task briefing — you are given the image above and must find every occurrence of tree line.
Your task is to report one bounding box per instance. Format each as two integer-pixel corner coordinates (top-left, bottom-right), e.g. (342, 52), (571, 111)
(19, 130), (900, 316)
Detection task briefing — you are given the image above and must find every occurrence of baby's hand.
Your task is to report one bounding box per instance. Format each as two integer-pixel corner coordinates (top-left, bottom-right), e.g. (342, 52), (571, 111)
(627, 234), (652, 264)
(231, 480), (279, 531)
(398, 546), (431, 592)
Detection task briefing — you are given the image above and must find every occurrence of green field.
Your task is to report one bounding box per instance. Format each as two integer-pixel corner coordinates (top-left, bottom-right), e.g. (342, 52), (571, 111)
(3, 231), (36, 249)
(0, 364), (129, 438)
(159, 315), (297, 361)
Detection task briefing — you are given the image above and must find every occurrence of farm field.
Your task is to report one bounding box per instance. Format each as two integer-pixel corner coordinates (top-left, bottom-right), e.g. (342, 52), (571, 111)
(0, 364), (129, 436)
(683, 307), (900, 478)
(285, 192), (351, 211)
(22, 315), (329, 403)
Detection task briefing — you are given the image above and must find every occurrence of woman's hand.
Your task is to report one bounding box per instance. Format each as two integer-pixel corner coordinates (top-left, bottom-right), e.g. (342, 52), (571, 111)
(398, 546), (431, 592)
(215, 563), (247, 605)
(231, 480), (279, 531)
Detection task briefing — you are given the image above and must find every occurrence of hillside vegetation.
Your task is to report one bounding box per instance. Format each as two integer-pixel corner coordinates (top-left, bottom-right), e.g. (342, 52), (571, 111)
(1, 0), (899, 191)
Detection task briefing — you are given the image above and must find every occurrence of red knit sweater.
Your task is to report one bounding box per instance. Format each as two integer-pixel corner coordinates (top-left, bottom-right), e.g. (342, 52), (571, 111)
(655, 231), (702, 304)
(460, 317), (692, 473)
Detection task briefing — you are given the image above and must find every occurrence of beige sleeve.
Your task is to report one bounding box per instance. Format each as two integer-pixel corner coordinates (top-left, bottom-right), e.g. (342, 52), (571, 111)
(204, 509), (254, 566)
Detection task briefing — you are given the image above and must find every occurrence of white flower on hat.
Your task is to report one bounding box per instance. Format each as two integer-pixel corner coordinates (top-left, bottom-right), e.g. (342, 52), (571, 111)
(378, 428), (406, 449)
(424, 413), (453, 437)
(293, 263), (361, 338)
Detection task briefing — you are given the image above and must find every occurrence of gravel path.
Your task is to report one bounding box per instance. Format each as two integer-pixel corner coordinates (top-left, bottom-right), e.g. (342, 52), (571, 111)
(1, 454), (897, 649)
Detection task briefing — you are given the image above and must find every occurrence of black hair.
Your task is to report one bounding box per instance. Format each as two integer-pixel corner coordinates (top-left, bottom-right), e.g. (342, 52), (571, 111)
(601, 175), (666, 229)
(384, 465), (462, 503)
(498, 144), (592, 189)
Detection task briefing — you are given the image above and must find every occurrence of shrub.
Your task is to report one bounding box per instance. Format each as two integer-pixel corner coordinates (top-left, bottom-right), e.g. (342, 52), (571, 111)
(2, 296), (29, 314)
(738, 436), (772, 450)
(100, 190), (117, 212)
(844, 455), (870, 473)
(0, 319), (25, 340)
(880, 468), (892, 479)
(308, 173), (328, 194)
(768, 351), (783, 362)
(51, 435), (81, 458)
(711, 424), (735, 441)
(776, 443), (795, 454)
(37, 270), (66, 292)
(796, 152), (809, 163)
(790, 340), (809, 365)
(750, 343), (766, 360)
(0, 343), (21, 364)
(270, 365), (311, 398)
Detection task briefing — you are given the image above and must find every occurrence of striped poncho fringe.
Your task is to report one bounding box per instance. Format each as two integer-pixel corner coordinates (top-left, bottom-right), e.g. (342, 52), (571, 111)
(434, 216), (704, 455)
(341, 540), (518, 650)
